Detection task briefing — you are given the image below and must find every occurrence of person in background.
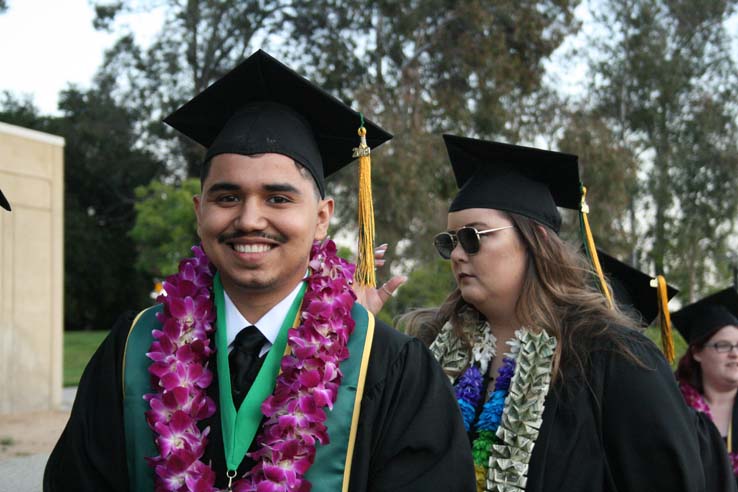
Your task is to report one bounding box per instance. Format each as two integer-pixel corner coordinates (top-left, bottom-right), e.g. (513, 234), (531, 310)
(673, 287), (738, 485)
(598, 250), (736, 491)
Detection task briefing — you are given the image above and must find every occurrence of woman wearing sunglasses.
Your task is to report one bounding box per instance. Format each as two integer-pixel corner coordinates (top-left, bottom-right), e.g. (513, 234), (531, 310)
(364, 135), (732, 491)
(673, 287), (738, 485)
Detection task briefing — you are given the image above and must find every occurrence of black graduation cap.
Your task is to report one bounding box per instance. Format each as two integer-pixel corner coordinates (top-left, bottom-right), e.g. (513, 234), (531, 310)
(442, 134), (581, 233)
(598, 249), (678, 325)
(0, 188), (10, 211)
(164, 49), (393, 197)
(671, 287), (738, 345)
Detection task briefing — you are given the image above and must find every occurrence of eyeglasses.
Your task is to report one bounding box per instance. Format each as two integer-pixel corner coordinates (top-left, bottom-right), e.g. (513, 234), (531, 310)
(708, 341), (738, 353)
(433, 225), (515, 259)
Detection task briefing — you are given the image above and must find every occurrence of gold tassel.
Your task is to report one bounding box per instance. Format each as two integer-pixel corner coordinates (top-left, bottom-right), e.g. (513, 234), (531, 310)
(653, 275), (675, 364)
(580, 185), (614, 309)
(353, 122), (376, 287)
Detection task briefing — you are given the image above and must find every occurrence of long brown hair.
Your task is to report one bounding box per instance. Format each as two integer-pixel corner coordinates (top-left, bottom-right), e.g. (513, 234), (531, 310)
(400, 212), (642, 382)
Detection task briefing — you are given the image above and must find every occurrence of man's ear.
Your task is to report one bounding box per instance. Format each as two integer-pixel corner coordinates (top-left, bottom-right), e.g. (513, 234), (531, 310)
(314, 197), (335, 240)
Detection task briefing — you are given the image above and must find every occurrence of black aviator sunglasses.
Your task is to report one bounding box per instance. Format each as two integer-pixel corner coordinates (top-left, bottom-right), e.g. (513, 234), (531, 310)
(433, 225), (515, 259)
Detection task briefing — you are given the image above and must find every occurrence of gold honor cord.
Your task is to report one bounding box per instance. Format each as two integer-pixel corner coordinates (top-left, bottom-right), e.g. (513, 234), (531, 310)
(353, 115), (376, 288)
(651, 275), (676, 364)
(579, 185), (614, 309)
(729, 420), (733, 454)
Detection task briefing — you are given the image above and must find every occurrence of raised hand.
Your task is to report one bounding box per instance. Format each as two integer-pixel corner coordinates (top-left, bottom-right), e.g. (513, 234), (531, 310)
(353, 244), (407, 315)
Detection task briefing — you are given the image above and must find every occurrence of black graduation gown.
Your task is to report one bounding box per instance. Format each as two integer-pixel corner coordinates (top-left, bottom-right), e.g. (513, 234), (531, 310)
(732, 398), (738, 488)
(521, 326), (736, 492)
(692, 382), (738, 489)
(695, 409), (737, 492)
(44, 311), (476, 492)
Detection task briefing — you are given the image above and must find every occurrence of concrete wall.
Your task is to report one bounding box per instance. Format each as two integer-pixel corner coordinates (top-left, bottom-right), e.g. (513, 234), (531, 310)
(0, 122), (64, 413)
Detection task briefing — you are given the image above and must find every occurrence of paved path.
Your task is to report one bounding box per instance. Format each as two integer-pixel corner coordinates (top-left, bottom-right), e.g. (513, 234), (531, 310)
(0, 453), (48, 492)
(61, 387), (76, 410)
(0, 388), (76, 492)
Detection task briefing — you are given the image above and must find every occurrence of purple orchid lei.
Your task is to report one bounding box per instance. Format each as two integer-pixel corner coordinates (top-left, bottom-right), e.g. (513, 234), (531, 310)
(680, 381), (738, 477)
(144, 239), (357, 492)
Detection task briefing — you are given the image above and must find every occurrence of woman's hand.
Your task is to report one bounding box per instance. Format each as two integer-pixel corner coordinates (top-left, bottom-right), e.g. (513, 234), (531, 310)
(353, 244), (407, 315)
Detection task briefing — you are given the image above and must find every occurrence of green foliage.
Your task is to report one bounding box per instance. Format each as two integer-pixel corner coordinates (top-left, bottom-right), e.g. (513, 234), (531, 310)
(81, 8), (593, 343)
(557, 109), (640, 256)
(668, 99), (738, 299)
(90, 0), (581, 274)
(58, 87), (165, 329)
(0, 87), (165, 330)
(92, 2), (123, 30)
(644, 325), (688, 370)
(64, 331), (109, 386)
(291, 0), (582, 272)
(130, 178), (200, 277)
(8, 0), (732, 335)
(0, 92), (44, 128)
(586, 0), (738, 298)
(378, 259), (455, 326)
(91, 0), (295, 177)
(336, 245), (354, 262)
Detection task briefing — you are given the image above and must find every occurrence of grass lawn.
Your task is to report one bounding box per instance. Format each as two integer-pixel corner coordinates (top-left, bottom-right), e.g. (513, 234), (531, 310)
(64, 331), (109, 387)
(61, 326), (686, 386)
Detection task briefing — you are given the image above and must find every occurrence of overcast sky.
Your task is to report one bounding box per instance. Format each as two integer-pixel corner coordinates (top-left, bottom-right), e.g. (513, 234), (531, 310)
(0, 0), (162, 115)
(0, 0), (594, 117)
(0, 1), (735, 117)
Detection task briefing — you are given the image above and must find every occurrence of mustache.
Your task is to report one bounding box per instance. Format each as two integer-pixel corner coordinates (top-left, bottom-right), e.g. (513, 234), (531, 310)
(217, 230), (288, 244)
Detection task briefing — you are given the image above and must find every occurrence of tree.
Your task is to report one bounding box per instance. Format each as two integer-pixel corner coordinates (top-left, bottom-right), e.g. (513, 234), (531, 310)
(92, 0), (294, 177)
(91, 0), (582, 278)
(58, 84), (166, 329)
(557, 108), (640, 258)
(288, 0), (583, 274)
(130, 178), (200, 278)
(507, 87), (641, 257)
(377, 258), (456, 326)
(0, 92), (49, 129)
(668, 97), (738, 299)
(585, 0), (738, 297)
(0, 87), (166, 330)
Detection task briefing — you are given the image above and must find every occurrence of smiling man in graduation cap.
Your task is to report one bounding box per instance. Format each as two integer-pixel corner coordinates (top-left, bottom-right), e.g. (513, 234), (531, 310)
(44, 50), (474, 492)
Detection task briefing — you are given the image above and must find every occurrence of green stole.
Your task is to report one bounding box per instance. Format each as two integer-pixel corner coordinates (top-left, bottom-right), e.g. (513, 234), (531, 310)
(213, 272), (307, 473)
(122, 284), (375, 492)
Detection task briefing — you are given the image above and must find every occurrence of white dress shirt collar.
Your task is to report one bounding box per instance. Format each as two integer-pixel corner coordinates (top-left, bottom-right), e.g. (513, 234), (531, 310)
(223, 278), (305, 357)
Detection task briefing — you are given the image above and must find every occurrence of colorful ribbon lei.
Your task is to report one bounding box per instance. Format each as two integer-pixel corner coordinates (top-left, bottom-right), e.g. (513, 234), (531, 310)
(446, 326), (556, 492)
(144, 239), (356, 491)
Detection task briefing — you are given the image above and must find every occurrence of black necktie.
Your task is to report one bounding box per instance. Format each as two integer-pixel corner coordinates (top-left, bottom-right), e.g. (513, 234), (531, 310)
(228, 325), (268, 409)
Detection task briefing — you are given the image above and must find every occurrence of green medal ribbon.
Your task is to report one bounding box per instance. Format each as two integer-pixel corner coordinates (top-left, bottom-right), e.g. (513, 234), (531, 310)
(214, 272), (306, 472)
